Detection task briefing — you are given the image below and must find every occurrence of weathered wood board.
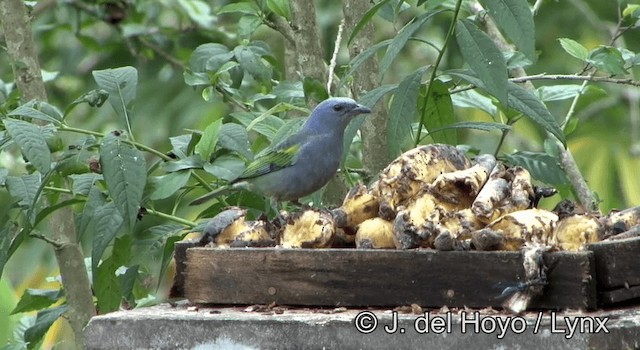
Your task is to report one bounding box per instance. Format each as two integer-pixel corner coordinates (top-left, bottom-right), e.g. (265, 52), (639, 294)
(179, 246), (596, 310)
(588, 237), (640, 290)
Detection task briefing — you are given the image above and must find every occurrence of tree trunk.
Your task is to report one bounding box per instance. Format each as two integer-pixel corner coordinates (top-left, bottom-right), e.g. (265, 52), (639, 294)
(343, 1), (391, 178)
(0, 1), (96, 349)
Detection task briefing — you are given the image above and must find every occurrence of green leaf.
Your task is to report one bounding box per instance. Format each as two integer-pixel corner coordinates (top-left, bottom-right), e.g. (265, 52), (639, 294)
(0, 168), (7, 185)
(267, 117), (305, 146)
(302, 77), (329, 103)
(217, 2), (260, 15)
(5, 174), (41, 207)
(158, 235), (184, 291)
(231, 112), (284, 139)
(90, 202), (124, 273)
(341, 39), (391, 86)
(8, 102), (61, 125)
(77, 184), (107, 241)
(169, 134), (192, 159)
(421, 80), (457, 144)
(95, 235), (132, 313)
(426, 121), (511, 134)
(203, 154), (246, 181)
(177, 0), (215, 28)
(347, 0), (392, 45)
(238, 15), (262, 39)
(11, 289), (63, 315)
(0, 221), (13, 280)
(455, 19), (508, 105)
(535, 84), (585, 102)
(3, 119), (51, 173)
(505, 51), (533, 69)
(272, 81), (305, 101)
(194, 118), (223, 161)
(266, 0), (291, 19)
(70, 173), (103, 196)
(480, 0), (535, 61)
(189, 43), (232, 73)
(117, 265), (139, 306)
(450, 89), (497, 116)
(99, 134), (146, 230)
(558, 38), (588, 61)
(234, 46), (272, 84)
(587, 46), (628, 75)
(380, 11), (439, 79)
(246, 102), (306, 133)
(218, 123), (253, 160)
(388, 66), (427, 157)
(502, 151), (569, 185)
(161, 155), (204, 172)
(24, 305), (68, 350)
(506, 82), (565, 145)
(65, 89), (109, 116)
(33, 198), (85, 229)
(623, 4), (640, 18)
(342, 84), (397, 162)
(92, 66), (138, 123)
(149, 171), (191, 200)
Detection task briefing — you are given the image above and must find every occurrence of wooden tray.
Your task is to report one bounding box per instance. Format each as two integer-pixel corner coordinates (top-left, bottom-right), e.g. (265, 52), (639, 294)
(172, 242), (597, 310)
(587, 237), (640, 305)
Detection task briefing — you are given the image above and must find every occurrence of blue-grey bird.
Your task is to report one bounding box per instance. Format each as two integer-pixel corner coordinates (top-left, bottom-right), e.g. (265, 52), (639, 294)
(191, 97), (371, 205)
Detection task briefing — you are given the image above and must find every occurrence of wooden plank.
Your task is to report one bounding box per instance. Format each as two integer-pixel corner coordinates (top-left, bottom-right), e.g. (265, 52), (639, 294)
(588, 237), (640, 289)
(600, 285), (640, 305)
(184, 248), (596, 310)
(169, 241), (199, 298)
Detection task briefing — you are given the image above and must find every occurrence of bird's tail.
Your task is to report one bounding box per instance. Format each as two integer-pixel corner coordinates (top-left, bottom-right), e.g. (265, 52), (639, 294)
(189, 181), (249, 206)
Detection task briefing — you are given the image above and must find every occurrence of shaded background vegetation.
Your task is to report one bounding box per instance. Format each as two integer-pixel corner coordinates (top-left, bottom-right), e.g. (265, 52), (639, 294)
(1, 0), (639, 348)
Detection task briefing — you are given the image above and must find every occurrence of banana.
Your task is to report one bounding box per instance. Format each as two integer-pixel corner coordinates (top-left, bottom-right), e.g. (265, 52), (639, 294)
(194, 207), (276, 248)
(472, 209), (559, 251)
(433, 209), (483, 251)
(281, 209), (335, 248)
(392, 191), (441, 249)
(332, 184), (380, 229)
(376, 144), (471, 220)
(603, 206), (640, 237)
(431, 154), (496, 206)
(471, 163), (509, 223)
(355, 217), (395, 249)
(553, 214), (602, 251)
(507, 166), (535, 210)
(332, 227), (356, 248)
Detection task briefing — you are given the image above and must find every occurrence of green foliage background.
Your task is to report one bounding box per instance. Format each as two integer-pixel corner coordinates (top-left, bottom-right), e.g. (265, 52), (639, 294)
(1, 0), (639, 348)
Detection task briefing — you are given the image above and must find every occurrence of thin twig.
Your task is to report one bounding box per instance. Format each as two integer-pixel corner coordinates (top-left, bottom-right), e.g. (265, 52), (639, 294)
(561, 80), (589, 130)
(327, 18), (345, 95)
(450, 73), (640, 94)
(137, 36), (185, 70)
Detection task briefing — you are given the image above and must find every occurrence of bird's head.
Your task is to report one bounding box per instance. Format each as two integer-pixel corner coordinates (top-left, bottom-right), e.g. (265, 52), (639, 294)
(302, 97), (371, 134)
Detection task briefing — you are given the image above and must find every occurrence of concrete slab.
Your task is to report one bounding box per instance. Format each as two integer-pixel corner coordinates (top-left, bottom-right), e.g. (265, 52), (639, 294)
(84, 303), (640, 349)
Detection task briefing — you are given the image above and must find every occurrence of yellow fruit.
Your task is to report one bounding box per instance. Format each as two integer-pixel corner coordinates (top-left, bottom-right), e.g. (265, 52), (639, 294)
(553, 214), (602, 251)
(376, 144), (471, 220)
(472, 209), (558, 251)
(355, 218), (395, 249)
(333, 184), (379, 229)
(281, 209), (335, 248)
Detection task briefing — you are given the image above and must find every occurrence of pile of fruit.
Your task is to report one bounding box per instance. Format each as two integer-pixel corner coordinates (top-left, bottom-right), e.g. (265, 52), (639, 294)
(198, 144), (640, 251)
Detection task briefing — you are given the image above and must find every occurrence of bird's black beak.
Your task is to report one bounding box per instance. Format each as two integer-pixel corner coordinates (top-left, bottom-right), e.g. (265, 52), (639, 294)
(353, 104), (372, 115)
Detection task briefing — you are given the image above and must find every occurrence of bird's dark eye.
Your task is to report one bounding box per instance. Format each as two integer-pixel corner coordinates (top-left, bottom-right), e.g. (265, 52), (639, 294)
(333, 104), (343, 112)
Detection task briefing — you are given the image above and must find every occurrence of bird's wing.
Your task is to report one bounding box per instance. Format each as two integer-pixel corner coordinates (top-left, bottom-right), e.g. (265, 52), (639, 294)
(238, 136), (304, 180)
